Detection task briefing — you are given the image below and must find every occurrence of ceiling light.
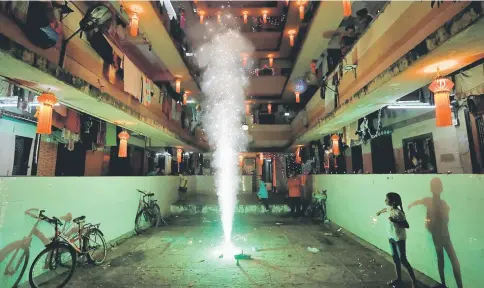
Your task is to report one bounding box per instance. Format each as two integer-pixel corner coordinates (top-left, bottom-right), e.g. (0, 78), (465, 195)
(387, 105), (435, 109)
(284, 112), (290, 116)
(242, 124), (249, 131)
(423, 60), (458, 74)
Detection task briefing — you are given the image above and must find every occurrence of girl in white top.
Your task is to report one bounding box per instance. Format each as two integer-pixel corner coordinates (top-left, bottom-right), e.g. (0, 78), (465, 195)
(377, 192), (419, 288)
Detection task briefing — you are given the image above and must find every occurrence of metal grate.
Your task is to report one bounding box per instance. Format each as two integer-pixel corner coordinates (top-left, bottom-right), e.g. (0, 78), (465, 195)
(476, 116), (484, 167)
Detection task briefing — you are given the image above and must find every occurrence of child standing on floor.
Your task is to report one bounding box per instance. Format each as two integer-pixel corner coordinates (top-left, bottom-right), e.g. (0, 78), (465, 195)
(257, 180), (270, 212)
(376, 192), (419, 288)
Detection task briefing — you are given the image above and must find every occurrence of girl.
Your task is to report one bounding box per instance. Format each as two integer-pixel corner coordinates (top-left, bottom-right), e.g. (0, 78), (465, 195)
(257, 180), (270, 212)
(376, 192), (419, 288)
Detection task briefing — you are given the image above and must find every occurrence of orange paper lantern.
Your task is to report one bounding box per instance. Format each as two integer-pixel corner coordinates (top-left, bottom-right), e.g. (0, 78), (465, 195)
(245, 103), (251, 115)
(429, 77), (454, 127)
(199, 11), (205, 24)
(175, 78), (181, 94)
(130, 12), (139, 37)
(299, 5), (304, 20)
(268, 103), (272, 114)
(183, 93), (188, 106)
(342, 0), (352, 17)
(243, 11), (248, 24)
(36, 93), (57, 134)
(295, 147), (302, 164)
(118, 131), (130, 158)
(288, 30), (296, 47)
(331, 134), (340, 156)
(177, 148), (183, 163)
(263, 11), (267, 24)
(268, 55), (273, 67)
(295, 92), (300, 103)
(242, 56), (247, 67)
(217, 13), (221, 24)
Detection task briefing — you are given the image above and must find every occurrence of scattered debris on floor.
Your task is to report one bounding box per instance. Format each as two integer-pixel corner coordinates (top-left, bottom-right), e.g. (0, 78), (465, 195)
(323, 232), (333, 236)
(307, 247), (319, 253)
(276, 222), (283, 225)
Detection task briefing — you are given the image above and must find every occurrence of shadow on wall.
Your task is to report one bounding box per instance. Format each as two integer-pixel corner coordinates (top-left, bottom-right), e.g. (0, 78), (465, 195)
(408, 178), (463, 288)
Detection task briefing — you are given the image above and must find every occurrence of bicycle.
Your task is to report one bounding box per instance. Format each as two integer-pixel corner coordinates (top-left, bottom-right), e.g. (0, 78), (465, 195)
(306, 190), (328, 221)
(134, 189), (164, 234)
(0, 209), (72, 288)
(28, 210), (107, 288)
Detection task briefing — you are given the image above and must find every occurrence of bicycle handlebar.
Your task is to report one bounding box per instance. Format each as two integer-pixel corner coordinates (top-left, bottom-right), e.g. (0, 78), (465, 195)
(137, 189), (154, 197)
(38, 210), (63, 226)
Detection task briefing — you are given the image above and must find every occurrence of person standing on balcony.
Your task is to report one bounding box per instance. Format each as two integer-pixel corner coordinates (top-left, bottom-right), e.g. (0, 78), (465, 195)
(340, 25), (357, 56)
(356, 8), (374, 35)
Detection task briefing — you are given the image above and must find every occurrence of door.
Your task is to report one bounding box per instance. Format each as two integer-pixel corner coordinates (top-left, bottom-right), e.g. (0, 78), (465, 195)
(351, 145), (363, 173)
(371, 135), (396, 174)
(12, 136), (33, 175)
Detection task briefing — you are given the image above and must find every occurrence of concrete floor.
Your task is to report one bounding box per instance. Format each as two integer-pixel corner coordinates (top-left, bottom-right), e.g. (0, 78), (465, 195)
(64, 215), (437, 288)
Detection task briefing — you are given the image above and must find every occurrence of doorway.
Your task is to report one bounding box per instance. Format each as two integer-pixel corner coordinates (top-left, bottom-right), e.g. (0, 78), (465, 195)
(351, 145), (363, 173)
(371, 135), (396, 174)
(12, 136), (33, 175)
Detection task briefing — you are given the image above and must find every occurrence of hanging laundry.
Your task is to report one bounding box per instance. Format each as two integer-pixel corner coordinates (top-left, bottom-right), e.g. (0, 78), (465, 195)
(66, 109), (81, 134)
(142, 75), (153, 106)
(123, 56), (142, 101)
(17, 88), (28, 111)
(105, 123), (117, 147)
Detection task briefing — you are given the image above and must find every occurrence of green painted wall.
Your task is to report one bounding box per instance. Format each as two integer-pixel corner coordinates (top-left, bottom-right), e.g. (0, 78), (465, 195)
(312, 174), (484, 288)
(0, 176), (180, 286)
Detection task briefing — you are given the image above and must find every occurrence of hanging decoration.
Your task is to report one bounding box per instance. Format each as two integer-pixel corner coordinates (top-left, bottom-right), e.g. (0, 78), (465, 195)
(259, 153), (264, 166)
(108, 64), (116, 84)
(298, 1), (305, 20)
(292, 78), (307, 104)
(36, 93), (58, 134)
(130, 12), (139, 37)
(262, 11), (268, 24)
(268, 103), (272, 114)
(199, 11), (205, 24)
(242, 56), (248, 67)
(175, 78), (181, 94)
(177, 148), (183, 163)
(182, 91), (189, 105)
(118, 130), (130, 158)
(239, 155), (244, 168)
(331, 134), (340, 156)
(342, 0), (352, 17)
(295, 147), (302, 164)
(429, 76), (454, 127)
(243, 11), (248, 24)
(268, 54), (274, 67)
(245, 103), (251, 114)
(217, 13), (221, 24)
(288, 30), (296, 47)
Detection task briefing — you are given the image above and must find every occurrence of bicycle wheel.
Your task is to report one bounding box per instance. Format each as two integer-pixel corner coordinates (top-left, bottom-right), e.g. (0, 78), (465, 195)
(29, 243), (76, 288)
(150, 204), (161, 228)
(84, 228), (107, 265)
(134, 209), (150, 234)
(1, 246), (29, 288)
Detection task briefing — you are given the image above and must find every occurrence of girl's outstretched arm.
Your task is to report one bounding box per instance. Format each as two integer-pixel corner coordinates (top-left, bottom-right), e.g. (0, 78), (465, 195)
(376, 208), (387, 216)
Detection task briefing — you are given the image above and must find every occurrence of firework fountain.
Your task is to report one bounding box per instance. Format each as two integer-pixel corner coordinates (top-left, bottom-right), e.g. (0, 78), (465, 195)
(196, 22), (254, 244)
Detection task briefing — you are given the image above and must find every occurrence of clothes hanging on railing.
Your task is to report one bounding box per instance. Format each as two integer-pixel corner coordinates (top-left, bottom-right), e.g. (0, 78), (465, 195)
(123, 56), (142, 101)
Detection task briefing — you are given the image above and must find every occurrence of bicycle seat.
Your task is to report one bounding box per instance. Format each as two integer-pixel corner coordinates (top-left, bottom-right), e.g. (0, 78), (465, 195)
(146, 193), (154, 197)
(73, 216), (86, 224)
(60, 212), (72, 222)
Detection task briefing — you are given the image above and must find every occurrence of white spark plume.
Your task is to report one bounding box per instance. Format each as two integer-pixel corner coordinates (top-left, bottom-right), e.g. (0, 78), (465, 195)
(197, 25), (253, 243)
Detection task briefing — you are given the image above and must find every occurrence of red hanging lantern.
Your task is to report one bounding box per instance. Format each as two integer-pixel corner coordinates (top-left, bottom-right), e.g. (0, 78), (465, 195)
(243, 11), (248, 24)
(295, 92), (300, 103)
(288, 30), (296, 47)
(36, 93), (57, 135)
(129, 12), (139, 37)
(199, 11), (205, 24)
(299, 4), (304, 20)
(268, 54), (274, 68)
(262, 11), (268, 24)
(267, 103), (272, 114)
(342, 0), (352, 17)
(217, 13), (221, 24)
(175, 78), (181, 94)
(242, 56), (247, 67)
(295, 147), (302, 164)
(177, 148), (183, 163)
(331, 134), (340, 156)
(118, 131), (130, 158)
(429, 76), (454, 127)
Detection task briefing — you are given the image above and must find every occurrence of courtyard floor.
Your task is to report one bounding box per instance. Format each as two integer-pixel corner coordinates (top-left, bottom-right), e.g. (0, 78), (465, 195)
(64, 215), (437, 288)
